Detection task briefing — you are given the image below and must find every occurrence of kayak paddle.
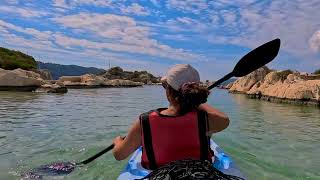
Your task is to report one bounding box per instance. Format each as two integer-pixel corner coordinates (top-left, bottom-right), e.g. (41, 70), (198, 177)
(208, 38), (281, 90)
(22, 38), (280, 179)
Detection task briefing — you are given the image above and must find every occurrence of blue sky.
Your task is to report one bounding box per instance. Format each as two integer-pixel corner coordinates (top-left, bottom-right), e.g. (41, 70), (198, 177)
(0, 0), (320, 80)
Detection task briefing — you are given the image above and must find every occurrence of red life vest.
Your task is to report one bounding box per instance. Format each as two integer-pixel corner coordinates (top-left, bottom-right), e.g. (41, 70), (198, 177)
(140, 108), (212, 170)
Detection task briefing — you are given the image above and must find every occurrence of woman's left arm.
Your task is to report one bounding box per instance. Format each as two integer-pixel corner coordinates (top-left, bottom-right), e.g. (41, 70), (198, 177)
(113, 119), (141, 161)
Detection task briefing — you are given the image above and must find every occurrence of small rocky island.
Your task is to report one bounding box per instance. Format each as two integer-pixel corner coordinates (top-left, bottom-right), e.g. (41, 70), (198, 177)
(228, 66), (320, 106)
(0, 47), (160, 93)
(58, 66), (160, 88)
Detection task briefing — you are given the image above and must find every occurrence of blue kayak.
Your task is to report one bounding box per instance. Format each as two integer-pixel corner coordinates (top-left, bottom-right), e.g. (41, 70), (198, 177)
(117, 139), (246, 179)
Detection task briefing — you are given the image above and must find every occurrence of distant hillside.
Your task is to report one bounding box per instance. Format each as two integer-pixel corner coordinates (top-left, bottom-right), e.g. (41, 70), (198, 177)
(38, 62), (106, 80)
(0, 47), (37, 70)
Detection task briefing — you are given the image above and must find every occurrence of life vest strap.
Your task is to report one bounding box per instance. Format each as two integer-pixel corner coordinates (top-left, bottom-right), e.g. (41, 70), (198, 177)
(197, 110), (210, 160)
(140, 112), (157, 169)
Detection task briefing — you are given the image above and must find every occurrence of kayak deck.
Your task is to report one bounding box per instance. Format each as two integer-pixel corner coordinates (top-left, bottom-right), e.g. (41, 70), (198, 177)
(118, 140), (246, 179)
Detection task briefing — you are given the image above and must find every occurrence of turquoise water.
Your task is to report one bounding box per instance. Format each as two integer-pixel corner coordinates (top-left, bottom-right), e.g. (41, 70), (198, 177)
(0, 86), (319, 179)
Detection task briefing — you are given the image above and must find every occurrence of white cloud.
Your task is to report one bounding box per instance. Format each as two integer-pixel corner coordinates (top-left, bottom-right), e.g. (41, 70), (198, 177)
(176, 17), (195, 25)
(162, 0), (320, 58)
(162, 34), (189, 41)
(52, 0), (69, 8)
(53, 13), (140, 39)
(53, 34), (203, 62)
(0, 29), (150, 67)
(53, 13), (204, 61)
(120, 3), (150, 16)
(3, 0), (19, 4)
(309, 30), (320, 53)
(71, 0), (113, 7)
(0, 5), (49, 18)
(0, 20), (52, 41)
(221, 10), (237, 25)
(1, 33), (54, 53)
(204, 0), (320, 58)
(165, 17), (207, 33)
(166, 0), (208, 14)
(210, 0), (256, 8)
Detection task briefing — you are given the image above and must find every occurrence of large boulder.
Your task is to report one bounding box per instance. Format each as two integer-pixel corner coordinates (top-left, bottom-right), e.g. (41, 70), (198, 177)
(81, 74), (105, 86)
(12, 68), (42, 79)
(229, 66), (271, 92)
(0, 68), (42, 87)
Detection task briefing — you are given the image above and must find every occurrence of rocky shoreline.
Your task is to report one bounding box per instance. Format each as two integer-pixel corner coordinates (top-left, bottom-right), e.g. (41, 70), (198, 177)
(230, 90), (320, 106)
(0, 68), (146, 94)
(228, 66), (320, 107)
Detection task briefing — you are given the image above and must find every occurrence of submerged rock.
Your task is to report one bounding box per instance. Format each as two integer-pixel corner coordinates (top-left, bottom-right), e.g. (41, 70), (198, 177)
(104, 79), (143, 87)
(35, 83), (68, 93)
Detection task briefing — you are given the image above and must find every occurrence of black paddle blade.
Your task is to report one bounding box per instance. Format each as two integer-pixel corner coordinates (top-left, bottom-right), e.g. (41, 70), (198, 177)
(21, 161), (76, 179)
(232, 38), (281, 77)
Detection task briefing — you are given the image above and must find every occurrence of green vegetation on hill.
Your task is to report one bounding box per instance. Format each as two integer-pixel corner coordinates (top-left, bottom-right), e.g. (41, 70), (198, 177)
(38, 62), (106, 80)
(314, 69), (320, 74)
(0, 47), (37, 70)
(103, 66), (160, 84)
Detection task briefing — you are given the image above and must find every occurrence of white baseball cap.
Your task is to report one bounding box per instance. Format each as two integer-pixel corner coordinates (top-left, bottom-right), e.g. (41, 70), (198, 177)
(161, 64), (200, 91)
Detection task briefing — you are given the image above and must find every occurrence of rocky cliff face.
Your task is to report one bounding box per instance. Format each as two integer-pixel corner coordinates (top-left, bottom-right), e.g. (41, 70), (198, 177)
(229, 67), (320, 106)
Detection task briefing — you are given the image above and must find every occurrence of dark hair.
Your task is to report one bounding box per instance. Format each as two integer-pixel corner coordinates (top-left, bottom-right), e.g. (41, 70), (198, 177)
(168, 82), (210, 114)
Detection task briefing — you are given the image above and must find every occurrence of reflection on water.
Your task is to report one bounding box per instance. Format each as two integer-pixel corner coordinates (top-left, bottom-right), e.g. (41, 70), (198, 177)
(0, 87), (319, 180)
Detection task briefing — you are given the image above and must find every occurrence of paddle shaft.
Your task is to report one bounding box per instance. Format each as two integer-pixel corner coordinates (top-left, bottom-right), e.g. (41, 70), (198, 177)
(79, 136), (126, 165)
(207, 72), (233, 90)
(78, 144), (114, 165)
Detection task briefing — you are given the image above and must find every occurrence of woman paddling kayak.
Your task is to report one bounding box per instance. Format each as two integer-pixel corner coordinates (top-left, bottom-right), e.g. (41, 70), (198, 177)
(112, 64), (230, 169)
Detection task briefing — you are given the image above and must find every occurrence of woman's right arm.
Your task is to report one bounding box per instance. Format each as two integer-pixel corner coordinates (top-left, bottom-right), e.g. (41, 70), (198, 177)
(198, 103), (229, 135)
